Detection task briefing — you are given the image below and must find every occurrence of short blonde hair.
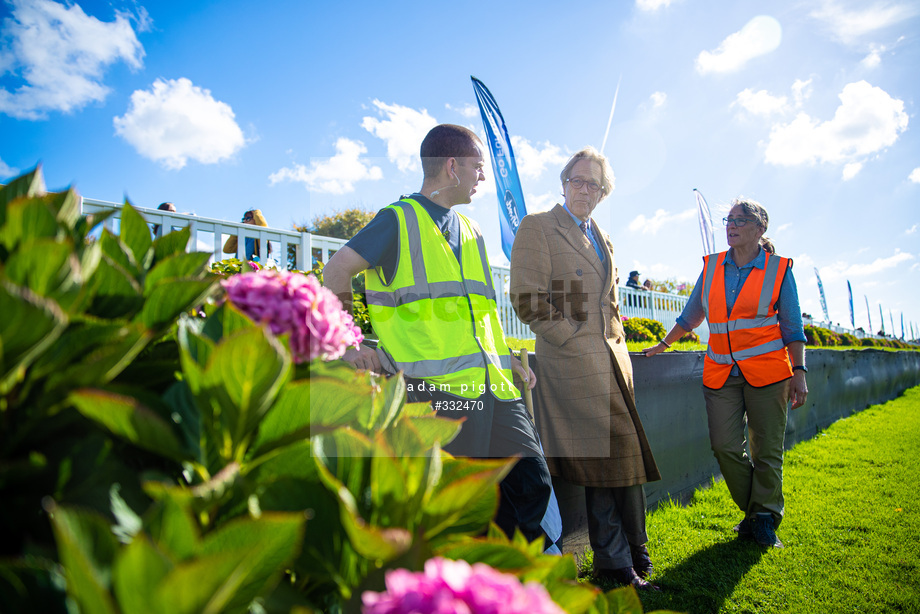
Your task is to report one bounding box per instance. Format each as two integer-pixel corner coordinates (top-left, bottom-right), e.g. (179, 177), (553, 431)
(560, 147), (615, 196)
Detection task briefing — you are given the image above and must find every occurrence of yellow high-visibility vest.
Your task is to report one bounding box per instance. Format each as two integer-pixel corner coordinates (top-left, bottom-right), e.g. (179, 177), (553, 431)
(365, 198), (519, 400)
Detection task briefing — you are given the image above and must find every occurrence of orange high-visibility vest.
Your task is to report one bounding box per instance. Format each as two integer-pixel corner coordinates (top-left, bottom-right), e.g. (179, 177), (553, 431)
(701, 251), (794, 388)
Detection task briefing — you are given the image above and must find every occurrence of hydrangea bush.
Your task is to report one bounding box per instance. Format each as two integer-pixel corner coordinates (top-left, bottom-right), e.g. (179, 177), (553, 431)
(222, 269), (362, 362)
(362, 557), (565, 614)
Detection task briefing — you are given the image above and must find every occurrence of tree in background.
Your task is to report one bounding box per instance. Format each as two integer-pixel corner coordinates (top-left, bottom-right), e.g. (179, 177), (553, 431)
(642, 277), (695, 296)
(288, 207), (376, 270)
(297, 207), (376, 240)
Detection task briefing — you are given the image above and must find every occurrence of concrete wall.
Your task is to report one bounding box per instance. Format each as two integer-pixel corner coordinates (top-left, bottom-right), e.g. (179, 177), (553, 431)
(549, 349), (920, 555)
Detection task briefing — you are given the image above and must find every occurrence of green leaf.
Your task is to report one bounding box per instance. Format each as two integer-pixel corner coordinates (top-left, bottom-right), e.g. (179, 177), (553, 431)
(0, 282), (68, 395)
(200, 327), (291, 450)
(138, 278), (216, 330)
(113, 535), (172, 614)
(156, 513), (305, 614)
(142, 495), (200, 562)
(200, 302), (259, 342)
(4, 239), (76, 298)
(0, 164), (46, 208)
(423, 457), (514, 538)
(144, 251), (213, 293)
(44, 324), (151, 391)
(363, 370), (407, 431)
(119, 202), (154, 270)
(152, 226), (191, 261)
(48, 504), (120, 614)
(99, 230), (140, 279)
(87, 255), (144, 318)
(70, 388), (190, 462)
(0, 194), (60, 250)
(406, 415), (462, 452)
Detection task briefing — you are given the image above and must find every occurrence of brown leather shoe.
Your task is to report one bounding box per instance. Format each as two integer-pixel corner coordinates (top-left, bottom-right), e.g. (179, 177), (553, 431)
(594, 566), (661, 591)
(630, 543), (654, 579)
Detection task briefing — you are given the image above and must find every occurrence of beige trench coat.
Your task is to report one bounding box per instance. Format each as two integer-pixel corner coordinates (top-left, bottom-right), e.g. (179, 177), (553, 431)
(509, 204), (660, 488)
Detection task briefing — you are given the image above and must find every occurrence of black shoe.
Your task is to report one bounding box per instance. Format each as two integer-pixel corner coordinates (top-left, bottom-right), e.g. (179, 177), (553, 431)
(752, 512), (784, 548)
(629, 543), (654, 579)
(594, 566), (661, 591)
(733, 517), (753, 538)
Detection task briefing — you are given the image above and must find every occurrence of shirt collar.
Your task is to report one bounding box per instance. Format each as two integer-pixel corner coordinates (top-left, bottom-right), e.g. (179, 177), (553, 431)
(562, 204), (590, 229)
(724, 246), (766, 270)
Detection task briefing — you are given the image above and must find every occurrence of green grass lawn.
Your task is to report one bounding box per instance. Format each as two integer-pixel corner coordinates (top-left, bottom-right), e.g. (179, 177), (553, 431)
(585, 385), (920, 613)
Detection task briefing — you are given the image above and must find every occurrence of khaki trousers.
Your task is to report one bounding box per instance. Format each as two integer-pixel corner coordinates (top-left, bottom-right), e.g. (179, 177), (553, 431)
(703, 375), (790, 526)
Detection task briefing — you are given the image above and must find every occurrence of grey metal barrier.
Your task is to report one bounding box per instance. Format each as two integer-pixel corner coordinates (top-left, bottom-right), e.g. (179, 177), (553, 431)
(545, 348), (920, 555)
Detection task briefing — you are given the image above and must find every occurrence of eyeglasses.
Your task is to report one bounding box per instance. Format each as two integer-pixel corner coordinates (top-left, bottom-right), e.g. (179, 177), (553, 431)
(242, 214), (253, 222)
(722, 217), (757, 227)
(565, 178), (602, 192)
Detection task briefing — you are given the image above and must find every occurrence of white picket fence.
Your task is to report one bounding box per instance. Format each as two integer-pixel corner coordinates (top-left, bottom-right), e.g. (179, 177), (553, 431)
(80, 197), (692, 341)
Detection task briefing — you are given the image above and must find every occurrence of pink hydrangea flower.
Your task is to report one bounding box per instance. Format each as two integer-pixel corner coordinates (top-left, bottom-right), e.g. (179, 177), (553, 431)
(362, 557), (564, 614)
(221, 270), (363, 363)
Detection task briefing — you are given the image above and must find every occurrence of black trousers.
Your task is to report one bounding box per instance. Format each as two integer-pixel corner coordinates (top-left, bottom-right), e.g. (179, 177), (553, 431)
(406, 379), (552, 544)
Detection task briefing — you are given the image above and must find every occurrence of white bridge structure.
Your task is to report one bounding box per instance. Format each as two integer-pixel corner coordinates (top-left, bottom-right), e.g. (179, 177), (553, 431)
(82, 197), (703, 341)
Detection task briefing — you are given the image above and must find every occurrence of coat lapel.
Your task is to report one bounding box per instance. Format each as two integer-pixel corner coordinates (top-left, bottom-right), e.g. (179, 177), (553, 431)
(551, 204), (598, 264)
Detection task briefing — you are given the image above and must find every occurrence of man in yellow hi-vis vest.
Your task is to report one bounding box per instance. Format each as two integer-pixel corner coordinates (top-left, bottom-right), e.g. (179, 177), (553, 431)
(325, 124), (551, 544)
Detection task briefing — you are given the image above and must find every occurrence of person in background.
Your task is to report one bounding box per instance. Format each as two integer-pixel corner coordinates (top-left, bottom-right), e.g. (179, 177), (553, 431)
(152, 202), (176, 237)
(323, 124), (552, 545)
(644, 197), (808, 549)
(510, 147), (661, 591)
(224, 209), (271, 262)
(626, 270), (643, 290)
(642, 279), (653, 291)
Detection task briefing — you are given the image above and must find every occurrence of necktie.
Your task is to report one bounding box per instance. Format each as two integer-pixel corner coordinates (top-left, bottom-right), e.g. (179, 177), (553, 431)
(580, 220), (590, 238)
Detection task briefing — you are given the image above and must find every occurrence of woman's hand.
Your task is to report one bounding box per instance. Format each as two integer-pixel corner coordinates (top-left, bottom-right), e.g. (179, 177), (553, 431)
(790, 371), (808, 409)
(643, 342), (668, 357)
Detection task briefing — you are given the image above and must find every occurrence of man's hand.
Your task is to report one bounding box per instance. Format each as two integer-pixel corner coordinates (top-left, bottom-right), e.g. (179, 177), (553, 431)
(510, 354), (537, 390)
(342, 345), (382, 373)
(790, 371), (808, 409)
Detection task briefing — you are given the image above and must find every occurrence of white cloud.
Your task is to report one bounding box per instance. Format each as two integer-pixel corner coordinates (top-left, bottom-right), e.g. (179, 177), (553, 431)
(509, 137), (568, 180)
(861, 44), (884, 68)
(628, 208), (696, 234)
(810, 1), (919, 44)
(764, 81), (907, 168)
(906, 224), (918, 235)
(696, 16), (782, 75)
(0, 0), (144, 119)
(909, 167), (920, 183)
(269, 137), (383, 195)
(525, 192), (559, 213)
(842, 161), (863, 180)
(113, 78), (246, 170)
(776, 222), (792, 232)
(820, 250), (915, 280)
(636, 0), (673, 10)
(0, 157), (19, 179)
(361, 100), (437, 172)
(650, 91), (667, 108)
(792, 79), (813, 106)
(445, 102), (478, 118)
(735, 89), (789, 116)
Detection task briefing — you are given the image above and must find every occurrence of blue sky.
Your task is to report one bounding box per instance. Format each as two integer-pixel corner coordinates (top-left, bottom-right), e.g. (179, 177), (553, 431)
(2, 0), (919, 336)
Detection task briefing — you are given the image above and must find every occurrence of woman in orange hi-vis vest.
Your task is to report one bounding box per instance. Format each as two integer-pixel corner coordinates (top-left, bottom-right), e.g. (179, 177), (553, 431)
(644, 198), (808, 549)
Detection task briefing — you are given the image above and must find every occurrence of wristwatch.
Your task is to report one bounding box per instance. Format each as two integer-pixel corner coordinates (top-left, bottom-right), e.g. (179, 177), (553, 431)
(792, 365), (807, 373)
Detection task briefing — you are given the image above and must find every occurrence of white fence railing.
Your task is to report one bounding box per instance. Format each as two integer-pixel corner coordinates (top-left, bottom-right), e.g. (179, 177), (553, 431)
(80, 198), (694, 342)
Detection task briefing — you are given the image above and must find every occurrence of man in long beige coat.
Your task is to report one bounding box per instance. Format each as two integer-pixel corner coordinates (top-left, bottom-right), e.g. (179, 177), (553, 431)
(510, 147), (660, 591)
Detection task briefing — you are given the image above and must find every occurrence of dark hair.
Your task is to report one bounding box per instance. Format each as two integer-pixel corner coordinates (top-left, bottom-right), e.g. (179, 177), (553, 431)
(420, 124), (482, 178)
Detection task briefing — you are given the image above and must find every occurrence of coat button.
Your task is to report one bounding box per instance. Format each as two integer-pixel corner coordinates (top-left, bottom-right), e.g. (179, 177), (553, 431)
(576, 269), (583, 276)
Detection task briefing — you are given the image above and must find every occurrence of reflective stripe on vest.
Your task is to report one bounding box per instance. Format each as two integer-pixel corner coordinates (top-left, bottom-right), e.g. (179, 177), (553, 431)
(365, 198), (518, 400)
(701, 251), (793, 388)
